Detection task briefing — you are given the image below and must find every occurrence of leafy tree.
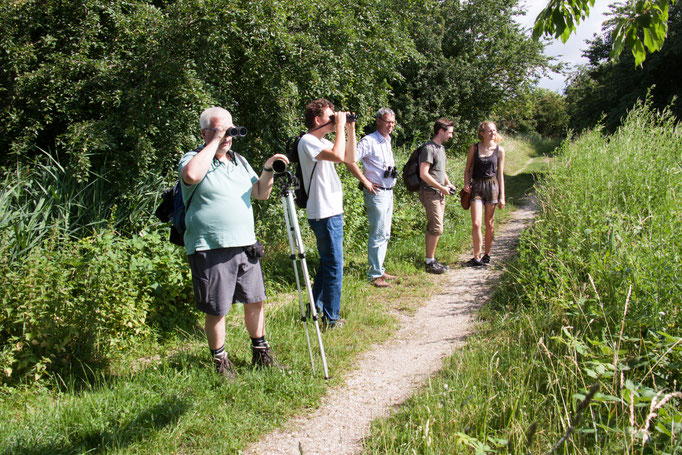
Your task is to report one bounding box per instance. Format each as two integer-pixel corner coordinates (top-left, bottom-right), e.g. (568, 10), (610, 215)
(533, 0), (677, 65)
(564, 2), (682, 132)
(390, 0), (551, 150)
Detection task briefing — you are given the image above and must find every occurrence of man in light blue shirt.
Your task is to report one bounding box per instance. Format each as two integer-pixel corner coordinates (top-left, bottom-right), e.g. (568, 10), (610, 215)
(179, 106), (288, 378)
(346, 108), (399, 288)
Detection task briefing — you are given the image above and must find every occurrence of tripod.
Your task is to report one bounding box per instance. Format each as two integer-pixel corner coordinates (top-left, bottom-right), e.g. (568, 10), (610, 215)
(274, 170), (329, 379)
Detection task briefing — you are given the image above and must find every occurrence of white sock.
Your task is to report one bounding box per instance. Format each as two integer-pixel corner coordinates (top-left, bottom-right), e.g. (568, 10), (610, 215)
(425, 258), (435, 264)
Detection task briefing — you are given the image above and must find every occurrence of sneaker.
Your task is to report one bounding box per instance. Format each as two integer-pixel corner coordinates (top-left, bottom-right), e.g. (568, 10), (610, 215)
(481, 254), (490, 264)
(252, 342), (276, 368)
(465, 257), (484, 267)
(323, 318), (346, 330)
(425, 261), (446, 274)
(435, 259), (450, 270)
(213, 353), (237, 379)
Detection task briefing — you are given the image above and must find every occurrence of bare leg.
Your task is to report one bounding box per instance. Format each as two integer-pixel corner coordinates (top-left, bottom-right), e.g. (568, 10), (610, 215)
(244, 301), (265, 338)
(470, 199), (483, 260)
(425, 232), (440, 258)
(484, 204), (496, 255)
(205, 314), (226, 350)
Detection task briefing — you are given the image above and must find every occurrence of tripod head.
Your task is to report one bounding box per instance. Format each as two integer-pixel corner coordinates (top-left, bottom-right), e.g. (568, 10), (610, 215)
(274, 169), (297, 195)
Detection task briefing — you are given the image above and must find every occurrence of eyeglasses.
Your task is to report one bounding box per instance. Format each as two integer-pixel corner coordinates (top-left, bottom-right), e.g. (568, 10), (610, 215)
(378, 118), (396, 126)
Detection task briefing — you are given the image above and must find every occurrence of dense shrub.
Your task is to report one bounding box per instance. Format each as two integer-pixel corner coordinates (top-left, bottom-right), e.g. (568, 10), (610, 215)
(0, 230), (195, 384)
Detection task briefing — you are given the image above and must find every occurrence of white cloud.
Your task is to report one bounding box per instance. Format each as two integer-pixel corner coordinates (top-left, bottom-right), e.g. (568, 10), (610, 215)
(515, 0), (614, 93)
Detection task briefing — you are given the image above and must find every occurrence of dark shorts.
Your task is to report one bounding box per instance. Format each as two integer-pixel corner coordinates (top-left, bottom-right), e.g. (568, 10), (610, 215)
(187, 247), (266, 316)
(471, 177), (499, 205)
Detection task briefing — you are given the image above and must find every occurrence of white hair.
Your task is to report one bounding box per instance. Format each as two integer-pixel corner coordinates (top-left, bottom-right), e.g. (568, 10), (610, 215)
(375, 107), (395, 119)
(199, 107), (232, 129)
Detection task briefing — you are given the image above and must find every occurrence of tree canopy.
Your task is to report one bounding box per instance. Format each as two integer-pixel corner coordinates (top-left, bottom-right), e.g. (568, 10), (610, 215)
(533, 0), (678, 65)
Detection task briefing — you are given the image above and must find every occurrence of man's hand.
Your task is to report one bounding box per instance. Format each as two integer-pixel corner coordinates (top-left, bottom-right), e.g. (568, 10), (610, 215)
(333, 112), (347, 129)
(263, 153), (289, 170)
(204, 127), (227, 144)
(364, 180), (377, 194)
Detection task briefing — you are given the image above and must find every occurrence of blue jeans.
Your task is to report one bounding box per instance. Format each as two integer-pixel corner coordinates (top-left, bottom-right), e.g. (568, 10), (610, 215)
(364, 188), (393, 279)
(308, 214), (344, 323)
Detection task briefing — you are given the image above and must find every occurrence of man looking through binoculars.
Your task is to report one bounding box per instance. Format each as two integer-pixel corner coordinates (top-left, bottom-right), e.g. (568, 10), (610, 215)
(179, 106), (288, 378)
(297, 98), (356, 329)
(346, 108), (399, 288)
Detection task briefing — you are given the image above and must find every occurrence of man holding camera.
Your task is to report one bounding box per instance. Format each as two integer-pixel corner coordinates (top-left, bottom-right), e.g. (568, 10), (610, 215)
(346, 108), (399, 288)
(298, 98), (356, 329)
(179, 106), (288, 378)
(419, 118), (456, 274)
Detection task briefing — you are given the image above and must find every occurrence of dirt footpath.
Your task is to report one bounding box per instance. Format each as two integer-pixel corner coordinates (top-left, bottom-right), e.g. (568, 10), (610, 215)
(246, 202), (536, 455)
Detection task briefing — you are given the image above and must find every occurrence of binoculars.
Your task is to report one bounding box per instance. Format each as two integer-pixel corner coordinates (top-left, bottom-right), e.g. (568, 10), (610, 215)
(228, 126), (248, 137)
(329, 113), (358, 123)
(384, 166), (398, 178)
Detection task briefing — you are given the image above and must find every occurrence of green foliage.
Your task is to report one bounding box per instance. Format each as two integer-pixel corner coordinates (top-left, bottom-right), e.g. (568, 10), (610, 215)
(564, 3), (682, 133)
(391, 0), (549, 151)
(533, 0), (677, 65)
(0, 0), (550, 236)
(494, 88), (569, 138)
(0, 230), (195, 384)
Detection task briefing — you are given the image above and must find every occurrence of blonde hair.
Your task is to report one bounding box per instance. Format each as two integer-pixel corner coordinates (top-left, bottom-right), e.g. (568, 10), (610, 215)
(477, 121), (503, 143)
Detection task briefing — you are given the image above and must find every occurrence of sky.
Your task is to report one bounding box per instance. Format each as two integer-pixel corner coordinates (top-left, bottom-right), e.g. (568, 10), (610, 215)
(515, 0), (614, 93)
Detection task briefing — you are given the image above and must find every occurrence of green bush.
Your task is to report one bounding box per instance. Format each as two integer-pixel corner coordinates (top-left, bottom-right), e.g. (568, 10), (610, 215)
(0, 230), (195, 384)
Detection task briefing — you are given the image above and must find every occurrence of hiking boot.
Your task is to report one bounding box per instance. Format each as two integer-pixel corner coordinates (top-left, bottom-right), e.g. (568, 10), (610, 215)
(481, 254), (490, 264)
(425, 261), (446, 274)
(252, 342), (276, 368)
(465, 257), (484, 267)
(213, 353), (237, 380)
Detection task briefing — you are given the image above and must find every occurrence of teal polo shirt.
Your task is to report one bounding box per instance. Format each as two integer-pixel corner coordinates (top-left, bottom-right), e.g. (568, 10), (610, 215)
(178, 148), (259, 255)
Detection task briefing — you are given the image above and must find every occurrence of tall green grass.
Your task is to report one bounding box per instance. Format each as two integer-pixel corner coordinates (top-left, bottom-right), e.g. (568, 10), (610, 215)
(362, 103), (682, 453)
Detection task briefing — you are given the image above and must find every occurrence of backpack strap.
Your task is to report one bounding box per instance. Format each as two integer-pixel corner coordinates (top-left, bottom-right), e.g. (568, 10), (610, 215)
(306, 162), (318, 195)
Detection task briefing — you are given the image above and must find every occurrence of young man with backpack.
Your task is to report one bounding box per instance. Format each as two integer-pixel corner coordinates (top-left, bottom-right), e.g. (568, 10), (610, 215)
(297, 98), (356, 329)
(179, 106), (288, 378)
(419, 118), (456, 274)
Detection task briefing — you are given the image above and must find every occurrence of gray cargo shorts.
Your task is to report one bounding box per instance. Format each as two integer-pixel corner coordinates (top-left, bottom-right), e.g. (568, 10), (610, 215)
(187, 246), (267, 316)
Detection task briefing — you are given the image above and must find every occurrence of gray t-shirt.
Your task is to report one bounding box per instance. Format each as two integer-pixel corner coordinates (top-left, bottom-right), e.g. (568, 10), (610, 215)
(419, 141), (446, 191)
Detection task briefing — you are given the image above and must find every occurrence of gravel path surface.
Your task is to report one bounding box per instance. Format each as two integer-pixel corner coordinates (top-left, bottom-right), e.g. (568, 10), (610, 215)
(246, 202), (536, 455)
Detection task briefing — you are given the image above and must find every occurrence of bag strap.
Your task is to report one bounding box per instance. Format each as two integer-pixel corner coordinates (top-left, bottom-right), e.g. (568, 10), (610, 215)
(306, 162), (318, 195)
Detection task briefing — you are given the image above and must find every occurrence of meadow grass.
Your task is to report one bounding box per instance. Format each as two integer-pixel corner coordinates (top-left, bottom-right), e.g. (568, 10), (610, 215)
(0, 135), (546, 454)
(361, 104), (682, 454)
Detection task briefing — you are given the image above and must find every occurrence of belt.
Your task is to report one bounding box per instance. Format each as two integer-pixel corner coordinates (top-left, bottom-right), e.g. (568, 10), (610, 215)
(376, 186), (393, 191)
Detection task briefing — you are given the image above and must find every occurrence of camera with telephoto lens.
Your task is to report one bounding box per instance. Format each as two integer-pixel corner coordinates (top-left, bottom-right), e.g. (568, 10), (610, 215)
(272, 158), (288, 174)
(383, 166), (398, 178)
(228, 126), (247, 137)
(329, 113), (358, 123)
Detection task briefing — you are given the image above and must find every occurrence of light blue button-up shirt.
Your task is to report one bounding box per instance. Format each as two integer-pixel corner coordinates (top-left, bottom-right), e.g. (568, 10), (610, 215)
(356, 130), (396, 189)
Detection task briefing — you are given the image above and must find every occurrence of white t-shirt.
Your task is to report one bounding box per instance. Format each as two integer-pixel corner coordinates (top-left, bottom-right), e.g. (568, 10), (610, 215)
(297, 133), (343, 220)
